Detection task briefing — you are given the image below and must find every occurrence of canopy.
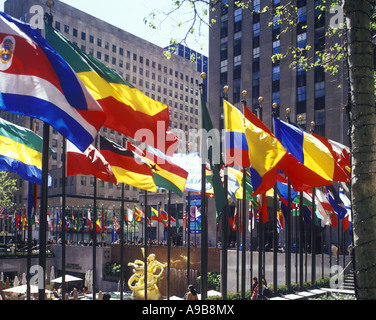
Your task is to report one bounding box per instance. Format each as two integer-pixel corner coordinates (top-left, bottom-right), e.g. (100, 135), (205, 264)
(3, 284), (51, 294)
(50, 275), (83, 283)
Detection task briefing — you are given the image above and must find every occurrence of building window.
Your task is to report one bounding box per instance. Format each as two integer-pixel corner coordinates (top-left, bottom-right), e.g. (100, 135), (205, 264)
(73, 28), (78, 37)
(64, 25), (69, 34)
(55, 21), (60, 30)
(297, 86), (306, 102)
(315, 81), (325, 98)
(81, 32), (86, 41)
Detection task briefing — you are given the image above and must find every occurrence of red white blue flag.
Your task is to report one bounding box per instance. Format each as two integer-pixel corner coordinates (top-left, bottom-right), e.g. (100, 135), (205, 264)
(0, 12), (105, 152)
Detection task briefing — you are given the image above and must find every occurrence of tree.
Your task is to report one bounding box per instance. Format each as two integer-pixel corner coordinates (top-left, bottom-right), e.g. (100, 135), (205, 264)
(154, 0), (376, 299)
(343, 0), (376, 300)
(0, 172), (18, 210)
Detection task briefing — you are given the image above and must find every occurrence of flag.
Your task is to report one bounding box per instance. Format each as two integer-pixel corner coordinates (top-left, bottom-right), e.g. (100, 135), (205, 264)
(56, 211), (61, 228)
(223, 99), (251, 167)
(99, 136), (157, 192)
(0, 117), (53, 185)
(277, 181), (298, 204)
(225, 101), (286, 195)
(71, 210), (77, 231)
(227, 167), (258, 207)
(127, 142), (188, 197)
(151, 206), (160, 223)
(113, 212), (120, 232)
(15, 210), (20, 229)
(171, 152), (212, 193)
(307, 189), (332, 226)
(257, 193), (269, 224)
(134, 207), (144, 223)
(201, 93), (226, 218)
(312, 133), (350, 181)
(277, 209), (284, 232)
(47, 210), (53, 230)
(243, 106), (331, 192)
(274, 118), (349, 183)
(45, 24), (177, 155)
(0, 13), (105, 152)
(67, 140), (117, 184)
(126, 208), (134, 226)
(325, 185), (347, 220)
(151, 206), (166, 227)
(155, 207), (176, 227)
(101, 207), (105, 232)
(87, 210), (93, 230)
(339, 189), (352, 231)
(96, 218), (101, 233)
(22, 211), (27, 230)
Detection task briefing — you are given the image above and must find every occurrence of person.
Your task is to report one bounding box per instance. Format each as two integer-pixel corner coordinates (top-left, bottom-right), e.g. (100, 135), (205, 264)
(331, 243), (338, 256)
(261, 278), (271, 299)
(251, 277), (258, 300)
(186, 285), (198, 300)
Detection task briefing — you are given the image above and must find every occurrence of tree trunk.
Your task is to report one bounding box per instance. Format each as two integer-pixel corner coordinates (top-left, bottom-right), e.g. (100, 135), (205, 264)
(344, 0), (376, 300)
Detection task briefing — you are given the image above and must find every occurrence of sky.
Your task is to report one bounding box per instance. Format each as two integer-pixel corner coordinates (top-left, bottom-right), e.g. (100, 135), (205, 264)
(0, 0), (209, 56)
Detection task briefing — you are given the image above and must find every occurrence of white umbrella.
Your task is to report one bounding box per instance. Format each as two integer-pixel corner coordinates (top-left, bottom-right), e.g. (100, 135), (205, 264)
(21, 273), (26, 285)
(13, 276), (19, 288)
(50, 274), (83, 283)
(3, 284), (51, 294)
(85, 270), (92, 293)
(50, 266), (55, 284)
(0, 272), (3, 282)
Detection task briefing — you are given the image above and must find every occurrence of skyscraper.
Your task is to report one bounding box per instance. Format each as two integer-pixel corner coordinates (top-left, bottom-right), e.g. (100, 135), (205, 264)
(208, 0), (349, 143)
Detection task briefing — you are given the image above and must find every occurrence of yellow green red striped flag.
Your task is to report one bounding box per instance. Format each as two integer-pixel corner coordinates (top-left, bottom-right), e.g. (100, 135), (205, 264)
(45, 24), (177, 154)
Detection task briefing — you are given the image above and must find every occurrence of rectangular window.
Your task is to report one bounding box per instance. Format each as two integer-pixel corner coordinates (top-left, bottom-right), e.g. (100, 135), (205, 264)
(315, 81), (325, 98)
(297, 86), (306, 102)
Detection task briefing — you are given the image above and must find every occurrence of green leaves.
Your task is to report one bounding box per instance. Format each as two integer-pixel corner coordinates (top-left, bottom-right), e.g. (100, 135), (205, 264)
(0, 172), (18, 211)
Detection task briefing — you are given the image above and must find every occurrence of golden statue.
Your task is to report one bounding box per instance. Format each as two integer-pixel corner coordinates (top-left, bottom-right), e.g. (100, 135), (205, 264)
(128, 248), (167, 300)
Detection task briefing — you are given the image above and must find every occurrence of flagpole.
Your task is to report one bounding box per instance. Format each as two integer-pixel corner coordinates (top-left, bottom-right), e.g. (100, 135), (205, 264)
(241, 91), (248, 299)
(167, 190), (172, 300)
(256, 96), (264, 300)
(285, 108), (292, 292)
(272, 102), (278, 296)
(38, 122), (50, 300)
(199, 73), (208, 300)
(92, 136), (98, 300)
(186, 192), (191, 288)
(299, 192), (304, 290)
(221, 85), (229, 300)
(61, 137), (67, 299)
(144, 190), (148, 301)
(310, 121), (316, 286)
(120, 182), (125, 300)
(26, 117), (34, 301)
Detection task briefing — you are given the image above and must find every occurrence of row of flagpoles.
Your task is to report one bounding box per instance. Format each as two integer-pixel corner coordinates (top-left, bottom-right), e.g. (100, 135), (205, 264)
(0, 8), (354, 300)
